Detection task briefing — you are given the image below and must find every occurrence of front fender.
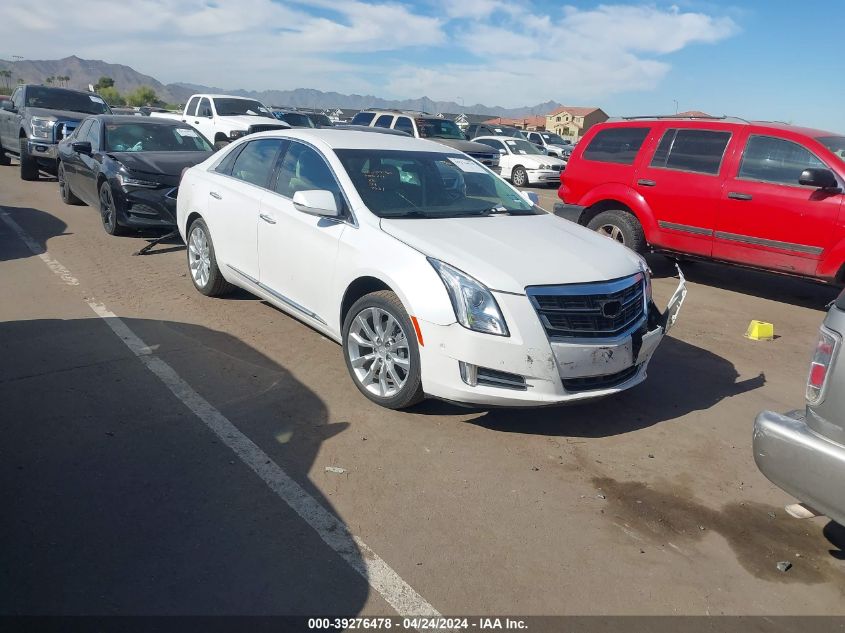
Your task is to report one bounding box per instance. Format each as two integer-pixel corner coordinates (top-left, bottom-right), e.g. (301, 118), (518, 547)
(577, 183), (659, 242)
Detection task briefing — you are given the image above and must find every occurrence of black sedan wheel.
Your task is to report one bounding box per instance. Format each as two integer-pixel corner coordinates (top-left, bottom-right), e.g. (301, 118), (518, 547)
(57, 162), (83, 205)
(99, 181), (128, 236)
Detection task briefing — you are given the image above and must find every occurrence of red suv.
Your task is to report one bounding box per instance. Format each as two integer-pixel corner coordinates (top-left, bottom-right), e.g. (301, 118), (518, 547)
(555, 117), (845, 282)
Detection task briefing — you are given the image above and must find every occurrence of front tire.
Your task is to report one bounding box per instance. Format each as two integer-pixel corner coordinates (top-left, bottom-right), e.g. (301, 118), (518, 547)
(187, 218), (234, 297)
(342, 291), (424, 409)
(99, 181), (129, 236)
(19, 138), (39, 181)
(511, 165), (528, 187)
(58, 162), (83, 205)
(586, 209), (646, 253)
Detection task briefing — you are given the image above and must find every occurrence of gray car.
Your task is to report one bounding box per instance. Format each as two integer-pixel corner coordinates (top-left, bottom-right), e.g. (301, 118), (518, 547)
(753, 290), (845, 527)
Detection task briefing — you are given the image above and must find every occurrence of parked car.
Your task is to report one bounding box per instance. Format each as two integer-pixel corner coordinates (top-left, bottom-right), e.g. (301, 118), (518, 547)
(526, 131), (574, 159)
(331, 124), (410, 136)
(176, 129), (685, 409)
(0, 84), (112, 180)
(555, 117), (845, 283)
(272, 109), (315, 128)
(151, 94), (288, 149)
(465, 123), (528, 141)
(305, 112), (334, 128)
(474, 136), (566, 187)
(349, 110), (500, 172)
(110, 107), (142, 116)
(754, 290), (845, 527)
(57, 115), (213, 236)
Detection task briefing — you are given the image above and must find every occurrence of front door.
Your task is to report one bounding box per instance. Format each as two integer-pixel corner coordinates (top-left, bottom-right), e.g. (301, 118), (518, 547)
(714, 134), (843, 276)
(633, 126), (735, 257)
(257, 140), (347, 329)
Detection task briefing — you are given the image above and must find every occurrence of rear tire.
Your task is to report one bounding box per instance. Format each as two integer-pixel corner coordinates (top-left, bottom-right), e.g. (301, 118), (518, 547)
(342, 290), (424, 410)
(19, 138), (39, 181)
(511, 165), (528, 187)
(587, 209), (646, 253)
(187, 217), (234, 297)
(58, 162), (83, 205)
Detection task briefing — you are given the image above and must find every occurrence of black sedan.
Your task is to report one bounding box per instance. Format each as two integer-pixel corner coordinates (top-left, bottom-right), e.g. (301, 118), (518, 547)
(56, 116), (213, 236)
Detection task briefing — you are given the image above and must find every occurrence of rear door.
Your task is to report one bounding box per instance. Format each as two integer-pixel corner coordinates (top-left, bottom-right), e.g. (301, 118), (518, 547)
(632, 125), (734, 256)
(61, 118), (92, 192)
(76, 120), (102, 205)
(193, 98), (216, 142)
(714, 133), (843, 275)
(183, 96), (200, 123)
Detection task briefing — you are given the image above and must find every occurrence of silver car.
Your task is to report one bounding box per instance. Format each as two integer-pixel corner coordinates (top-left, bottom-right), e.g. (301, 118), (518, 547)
(754, 290), (845, 526)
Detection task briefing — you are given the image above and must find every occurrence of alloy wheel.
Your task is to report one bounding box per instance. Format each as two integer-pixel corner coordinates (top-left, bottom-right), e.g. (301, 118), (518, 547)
(188, 226), (211, 288)
(346, 306), (411, 398)
(100, 185), (116, 231)
(598, 223), (625, 244)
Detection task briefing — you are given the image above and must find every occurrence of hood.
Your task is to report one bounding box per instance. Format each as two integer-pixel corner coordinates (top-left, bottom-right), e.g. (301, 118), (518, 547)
(27, 107), (91, 121)
(218, 115), (288, 130)
(517, 154), (566, 167)
(110, 151), (213, 178)
(381, 213), (643, 293)
(431, 138), (498, 154)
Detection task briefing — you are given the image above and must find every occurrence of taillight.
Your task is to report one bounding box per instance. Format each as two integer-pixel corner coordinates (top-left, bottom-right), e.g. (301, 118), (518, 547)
(806, 326), (840, 404)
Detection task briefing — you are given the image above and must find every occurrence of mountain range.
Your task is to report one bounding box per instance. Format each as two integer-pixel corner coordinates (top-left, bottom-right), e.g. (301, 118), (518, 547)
(0, 55), (563, 117)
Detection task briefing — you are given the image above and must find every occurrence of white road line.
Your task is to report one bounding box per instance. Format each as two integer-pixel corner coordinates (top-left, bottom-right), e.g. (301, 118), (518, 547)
(1, 210), (440, 618)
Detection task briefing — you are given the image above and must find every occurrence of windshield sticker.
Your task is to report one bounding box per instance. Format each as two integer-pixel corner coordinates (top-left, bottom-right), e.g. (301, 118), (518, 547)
(506, 140), (516, 145)
(175, 128), (199, 137)
(494, 128), (503, 133)
(258, 107), (269, 112)
(89, 95), (106, 104)
(447, 157), (487, 174)
(518, 150), (527, 154)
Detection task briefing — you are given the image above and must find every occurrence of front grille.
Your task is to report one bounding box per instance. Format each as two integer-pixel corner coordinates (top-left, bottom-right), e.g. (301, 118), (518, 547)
(550, 164), (563, 171)
(54, 121), (79, 143)
(527, 274), (645, 339)
(248, 124), (286, 135)
(562, 365), (640, 393)
(467, 152), (498, 167)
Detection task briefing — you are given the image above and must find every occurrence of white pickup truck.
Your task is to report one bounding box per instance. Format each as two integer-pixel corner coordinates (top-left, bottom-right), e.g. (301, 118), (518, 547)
(151, 94), (289, 149)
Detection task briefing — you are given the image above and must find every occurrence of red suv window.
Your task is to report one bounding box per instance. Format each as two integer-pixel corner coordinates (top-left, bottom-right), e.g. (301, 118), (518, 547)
(581, 127), (650, 165)
(650, 128), (731, 175)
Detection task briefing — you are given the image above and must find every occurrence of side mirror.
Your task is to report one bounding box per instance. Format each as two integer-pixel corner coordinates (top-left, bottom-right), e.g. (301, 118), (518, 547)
(0, 100), (15, 112)
(521, 191), (540, 206)
(71, 141), (92, 154)
(292, 189), (341, 217)
(498, 148), (506, 155)
(799, 168), (840, 190)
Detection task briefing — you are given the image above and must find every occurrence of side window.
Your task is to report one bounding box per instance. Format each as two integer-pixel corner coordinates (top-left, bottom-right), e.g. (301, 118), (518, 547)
(475, 138), (505, 153)
(214, 142), (248, 176)
(197, 98), (212, 118)
(87, 120), (101, 150)
(528, 133), (540, 144)
(230, 139), (283, 188)
(394, 117), (414, 135)
(274, 141), (345, 212)
(74, 119), (93, 143)
(582, 127), (650, 165)
(11, 87), (23, 109)
(739, 135), (826, 186)
(185, 97), (200, 117)
(651, 128), (731, 175)
(350, 112), (375, 126)
(374, 115), (393, 129)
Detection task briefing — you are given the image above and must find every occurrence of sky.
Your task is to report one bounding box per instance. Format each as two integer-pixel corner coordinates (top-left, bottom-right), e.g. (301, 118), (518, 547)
(1, 0), (844, 130)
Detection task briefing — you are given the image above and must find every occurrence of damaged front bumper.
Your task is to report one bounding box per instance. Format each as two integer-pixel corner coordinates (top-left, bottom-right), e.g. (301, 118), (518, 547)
(418, 269), (687, 407)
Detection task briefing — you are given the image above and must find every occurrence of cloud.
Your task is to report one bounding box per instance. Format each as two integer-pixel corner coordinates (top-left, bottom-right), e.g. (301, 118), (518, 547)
(0, 1), (738, 107)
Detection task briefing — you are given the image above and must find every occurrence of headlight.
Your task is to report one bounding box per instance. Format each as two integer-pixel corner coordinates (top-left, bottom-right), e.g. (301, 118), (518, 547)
(229, 129), (247, 139)
(538, 164), (550, 169)
(428, 258), (509, 336)
(118, 173), (160, 188)
(30, 116), (55, 140)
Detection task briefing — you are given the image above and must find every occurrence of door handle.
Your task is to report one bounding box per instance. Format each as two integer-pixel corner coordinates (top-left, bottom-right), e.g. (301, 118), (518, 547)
(259, 213), (277, 225)
(637, 179), (656, 187)
(728, 192), (753, 201)
(209, 191), (222, 200)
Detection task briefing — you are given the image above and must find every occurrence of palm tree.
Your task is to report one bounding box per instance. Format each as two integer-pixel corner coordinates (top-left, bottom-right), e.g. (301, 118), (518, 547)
(45, 76), (54, 86)
(0, 70), (11, 91)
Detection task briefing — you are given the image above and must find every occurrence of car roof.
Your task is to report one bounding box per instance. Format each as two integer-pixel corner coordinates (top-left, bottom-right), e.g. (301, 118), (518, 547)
(87, 115), (187, 125)
(602, 117), (840, 138)
(248, 128), (460, 153)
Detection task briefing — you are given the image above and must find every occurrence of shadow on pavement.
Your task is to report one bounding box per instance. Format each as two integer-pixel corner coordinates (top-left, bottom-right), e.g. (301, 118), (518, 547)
(0, 206), (70, 263)
(647, 253), (839, 311)
(418, 336), (764, 438)
(0, 317), (368, 615)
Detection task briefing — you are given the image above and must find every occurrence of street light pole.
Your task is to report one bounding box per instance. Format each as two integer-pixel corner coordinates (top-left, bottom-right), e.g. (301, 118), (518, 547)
(673, 99), (679, 114)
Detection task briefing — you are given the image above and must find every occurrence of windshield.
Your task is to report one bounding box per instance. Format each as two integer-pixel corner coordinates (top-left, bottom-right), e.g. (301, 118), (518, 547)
(503, 139), (544, 155)
(542, 133), (568, 145)
(213, 98), (274, 118)
(274, 111), (314, 127)
(336, 149), (540, 219)
(105, 122), (213, 152)
(26, 86), (111, 115)
(818, 136), (845, 164)
(310, 114), (333, 127)
(415, 118), (466, 140)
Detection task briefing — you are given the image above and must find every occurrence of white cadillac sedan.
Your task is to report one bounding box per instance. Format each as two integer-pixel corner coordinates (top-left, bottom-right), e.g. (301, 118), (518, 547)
(177, 129), (685, 409)
(472, 136), (567, 187)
